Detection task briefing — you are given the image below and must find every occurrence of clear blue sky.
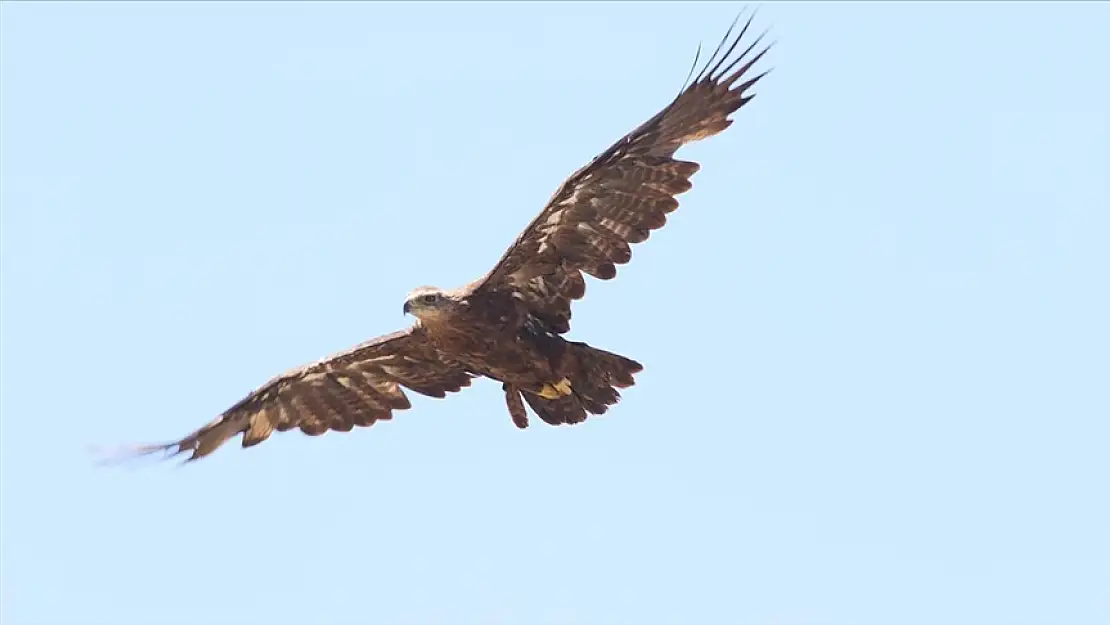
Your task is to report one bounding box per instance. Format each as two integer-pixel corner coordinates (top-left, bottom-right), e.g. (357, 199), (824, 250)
(2, 3), (1107, 624)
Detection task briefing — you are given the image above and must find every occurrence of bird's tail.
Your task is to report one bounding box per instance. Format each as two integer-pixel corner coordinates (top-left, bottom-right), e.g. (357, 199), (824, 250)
(506, 342), (644, 428)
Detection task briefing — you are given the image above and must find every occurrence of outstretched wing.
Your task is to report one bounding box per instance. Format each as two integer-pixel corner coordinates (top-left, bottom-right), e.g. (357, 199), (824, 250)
(470, 12), (772, 334)
(124, 326), (474, 463)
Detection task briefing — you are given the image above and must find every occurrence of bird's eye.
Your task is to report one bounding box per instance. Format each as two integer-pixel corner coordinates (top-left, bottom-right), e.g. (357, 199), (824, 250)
(422, 294), (438, 304)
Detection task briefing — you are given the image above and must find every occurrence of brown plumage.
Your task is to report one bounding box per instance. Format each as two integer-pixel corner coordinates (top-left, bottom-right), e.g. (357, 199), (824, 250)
(121, 12), (772, 463)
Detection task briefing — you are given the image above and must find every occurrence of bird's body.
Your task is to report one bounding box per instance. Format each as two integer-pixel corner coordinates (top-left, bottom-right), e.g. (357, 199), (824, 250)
(413, 287), (554, 393)
(123, 11), (773, 463)
(402, 282), (644, 428)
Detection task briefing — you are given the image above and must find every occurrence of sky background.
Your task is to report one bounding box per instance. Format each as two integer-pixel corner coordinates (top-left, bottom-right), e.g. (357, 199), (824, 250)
(2, 3), (1108, 624)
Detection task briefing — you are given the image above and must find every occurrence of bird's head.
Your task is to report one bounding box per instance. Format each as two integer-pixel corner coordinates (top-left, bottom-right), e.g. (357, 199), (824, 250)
(403, 286), (457, 323)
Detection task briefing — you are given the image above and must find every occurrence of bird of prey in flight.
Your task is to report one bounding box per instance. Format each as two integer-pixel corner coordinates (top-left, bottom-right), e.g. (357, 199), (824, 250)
(126, 11), (772, 463)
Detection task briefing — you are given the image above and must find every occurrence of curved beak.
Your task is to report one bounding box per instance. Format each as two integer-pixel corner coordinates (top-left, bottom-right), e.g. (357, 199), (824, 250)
(402, 300), (412, 315)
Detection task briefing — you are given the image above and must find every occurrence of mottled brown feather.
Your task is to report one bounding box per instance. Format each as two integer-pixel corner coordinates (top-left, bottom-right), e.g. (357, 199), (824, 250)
(471, 13), (771, 334)
(126, 327), (474, 462)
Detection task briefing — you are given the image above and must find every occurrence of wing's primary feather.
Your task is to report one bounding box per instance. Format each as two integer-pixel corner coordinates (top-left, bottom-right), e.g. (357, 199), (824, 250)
(121, 327), (473, 463)
(471, 11), (772, 334)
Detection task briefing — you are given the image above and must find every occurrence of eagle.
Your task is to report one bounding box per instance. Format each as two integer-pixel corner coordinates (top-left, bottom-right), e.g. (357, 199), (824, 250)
(125, 13), (772, 463)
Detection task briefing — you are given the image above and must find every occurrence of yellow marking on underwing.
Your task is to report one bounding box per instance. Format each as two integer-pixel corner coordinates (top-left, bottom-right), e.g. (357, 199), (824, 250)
(537, 377), (573, 399)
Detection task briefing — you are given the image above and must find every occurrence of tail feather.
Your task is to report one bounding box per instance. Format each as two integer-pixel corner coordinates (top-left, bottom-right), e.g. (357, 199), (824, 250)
(525, 392), (589, 426)
(505, 342), (643, 428)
